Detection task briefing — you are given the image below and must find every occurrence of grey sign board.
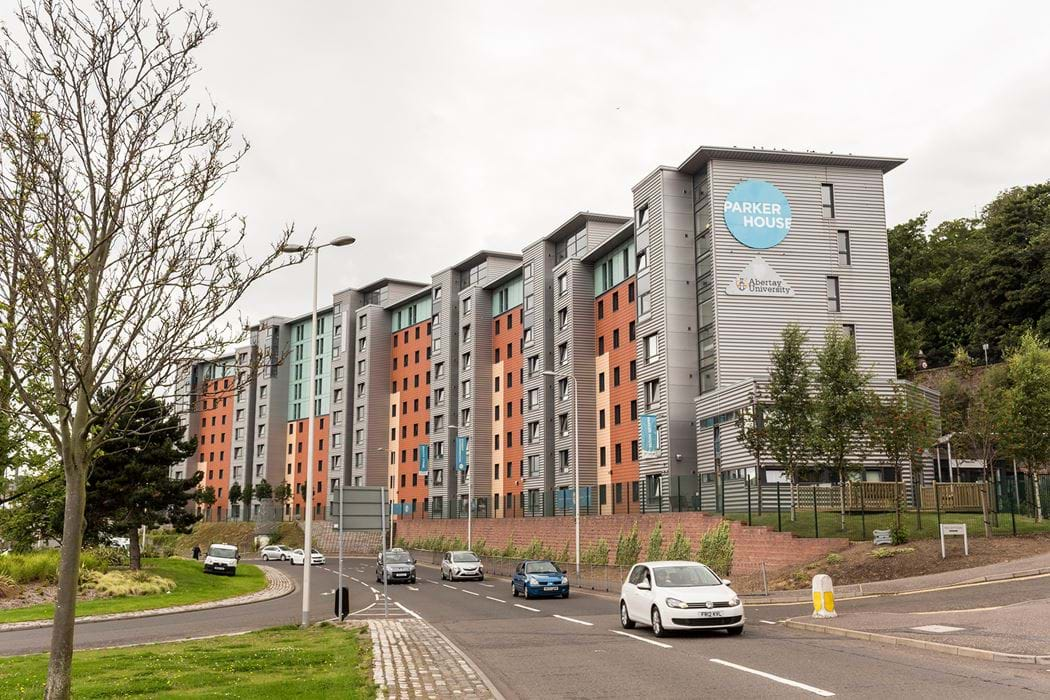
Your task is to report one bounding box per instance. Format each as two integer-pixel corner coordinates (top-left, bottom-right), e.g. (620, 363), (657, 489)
(331, 486), (384, 530)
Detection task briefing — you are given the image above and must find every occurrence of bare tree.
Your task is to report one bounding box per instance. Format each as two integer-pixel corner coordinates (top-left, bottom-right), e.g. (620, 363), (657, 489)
(0, 2), (302, 697)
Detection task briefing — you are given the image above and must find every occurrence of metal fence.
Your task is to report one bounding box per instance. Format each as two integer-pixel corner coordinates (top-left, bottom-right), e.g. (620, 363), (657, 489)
(391, 472), (1050, 542)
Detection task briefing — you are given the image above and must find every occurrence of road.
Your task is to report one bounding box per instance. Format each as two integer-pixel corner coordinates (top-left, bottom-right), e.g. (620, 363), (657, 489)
(2, 558), (1049, 698)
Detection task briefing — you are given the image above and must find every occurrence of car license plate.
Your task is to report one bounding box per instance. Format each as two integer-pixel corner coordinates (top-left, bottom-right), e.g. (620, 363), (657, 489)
(698, 611), (723, 618)
(395, 573), (406, 577)
(543, 586), (558, 591)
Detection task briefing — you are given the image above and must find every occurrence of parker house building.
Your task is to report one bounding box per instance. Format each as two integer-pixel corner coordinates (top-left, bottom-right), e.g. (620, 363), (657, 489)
(176, 145), (935, 522)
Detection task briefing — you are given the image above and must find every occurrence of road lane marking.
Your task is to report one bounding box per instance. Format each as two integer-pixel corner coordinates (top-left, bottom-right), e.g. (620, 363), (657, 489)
(443, 584), (457, 590)
(553, 614), (593, 626)
(395, 602), (423, 620)
(514, 604), (541, 612)
(486, 596), (506, 603)
(760, 620), (777, 625)
(463, 589), (480, 596)
(709, 659), (835, 697)
(479, 583), (495, 588)
(358, 581), (370, 588)
(611, 630), (672, 649)
(407, 586), (419, 591)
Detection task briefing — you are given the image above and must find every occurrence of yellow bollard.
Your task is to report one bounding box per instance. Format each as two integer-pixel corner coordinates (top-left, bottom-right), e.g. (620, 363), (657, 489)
(811, 574), (836, 618)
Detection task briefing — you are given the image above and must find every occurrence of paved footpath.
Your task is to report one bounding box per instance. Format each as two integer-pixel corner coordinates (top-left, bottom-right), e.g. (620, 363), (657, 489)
(364, 618), (501, 699)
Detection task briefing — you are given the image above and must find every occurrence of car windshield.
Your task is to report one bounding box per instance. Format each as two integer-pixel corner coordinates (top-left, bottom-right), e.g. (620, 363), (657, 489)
(452, 552), (479, 563)
(385, 552), (411, 563)
(652, 565), (721, 588)
(208, 546), (236, 559)
(525, 561), (558, 574)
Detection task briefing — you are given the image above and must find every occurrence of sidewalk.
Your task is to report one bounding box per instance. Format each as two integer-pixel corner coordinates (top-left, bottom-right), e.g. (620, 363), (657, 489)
(786, 596), (1050, 664)
(363, 618), (502, 699)
(746, 551), (1050, 603)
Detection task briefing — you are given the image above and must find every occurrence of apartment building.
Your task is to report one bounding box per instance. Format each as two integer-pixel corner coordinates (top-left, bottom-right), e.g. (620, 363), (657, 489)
(177, 145), (917, 522)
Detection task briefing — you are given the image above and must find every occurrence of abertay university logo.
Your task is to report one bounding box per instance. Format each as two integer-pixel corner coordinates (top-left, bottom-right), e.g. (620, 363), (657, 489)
(722, 179), (792, 249)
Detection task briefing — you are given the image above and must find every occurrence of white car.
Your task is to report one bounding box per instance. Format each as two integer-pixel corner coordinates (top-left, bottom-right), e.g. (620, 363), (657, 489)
(260, 544), (294, 561)
(620, 561), (743, 637)
(203, 543), (240, 576)
(289, 548), (326, 566)
(441, 550), (483, 581)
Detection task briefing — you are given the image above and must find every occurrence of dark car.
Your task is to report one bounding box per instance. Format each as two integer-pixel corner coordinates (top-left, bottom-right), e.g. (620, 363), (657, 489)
(511, 560), (569, 599)
(376, 549), (416, 584)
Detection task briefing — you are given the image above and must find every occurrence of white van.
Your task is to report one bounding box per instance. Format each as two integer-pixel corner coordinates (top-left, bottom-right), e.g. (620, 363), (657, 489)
(203, 543), (240, 576)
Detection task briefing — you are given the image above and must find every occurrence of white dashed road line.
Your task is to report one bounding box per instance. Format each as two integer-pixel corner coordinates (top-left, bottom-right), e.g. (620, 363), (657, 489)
(443, 584), (457, 590)
(553, 614), (593, 626)
(485, 596), (506, 603)
(479, 583), (495, 588)
(709, 659), (835, 697)
(514, 604), (541, 612)
(395, 602), (423, 620)
(407, 586), (419, 591)
(760, 620), (777, 625)
(611, 630), (672, 649)
(463, 590), (480, 597)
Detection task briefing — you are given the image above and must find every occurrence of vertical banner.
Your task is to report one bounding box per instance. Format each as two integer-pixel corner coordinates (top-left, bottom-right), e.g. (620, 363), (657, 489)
(418, 443), (429, 474)
(390, 502), (402, 516)
(455, 435), (470, 473)
(640, 415), (659, 457)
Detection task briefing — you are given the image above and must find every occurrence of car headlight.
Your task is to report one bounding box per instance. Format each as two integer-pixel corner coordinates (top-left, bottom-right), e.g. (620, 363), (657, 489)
(560, 576), (568, 585)
(665, 597), (689, 609)
(528, 576), (539, 585)
(729, 596), (740, 607)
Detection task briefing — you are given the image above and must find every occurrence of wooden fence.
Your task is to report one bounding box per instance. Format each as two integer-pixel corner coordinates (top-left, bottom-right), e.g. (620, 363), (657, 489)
(793, 482), (987, 513)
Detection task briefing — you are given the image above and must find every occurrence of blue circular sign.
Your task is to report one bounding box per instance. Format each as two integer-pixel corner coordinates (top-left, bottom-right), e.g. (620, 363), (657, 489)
(722, 179), (792, 249)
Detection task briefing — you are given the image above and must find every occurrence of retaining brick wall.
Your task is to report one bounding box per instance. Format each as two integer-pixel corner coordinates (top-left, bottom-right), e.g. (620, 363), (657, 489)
(395, 512), (847, 574)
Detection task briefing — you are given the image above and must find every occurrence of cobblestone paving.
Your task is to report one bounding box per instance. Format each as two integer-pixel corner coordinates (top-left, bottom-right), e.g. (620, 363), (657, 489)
(367, 618), (498, 699)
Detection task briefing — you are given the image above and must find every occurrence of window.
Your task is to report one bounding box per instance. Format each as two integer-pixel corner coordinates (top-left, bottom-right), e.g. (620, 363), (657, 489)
(629, 359), (637, 380)
(558, 343), (568, 366)
(527, 388), (539, 409)
(613, 366), (621, 387)
(638, 291), (650, 316)
(435, 362), (445, 379)
(630, 400), (637, 420)
(837, 230), (851, 266)
(523, 327), (533, 344)
(821, 183), (835, 218)
(559, 449), (570, 471)
(333, 388), (343, 403)
(462, 296), (472, 314)
(612, 291), (619, 312)
(357, 359), (366, 375)
(528, 355), (540, 376)
(461, 380), (471, 398)
(435, 387), (445, 405)
(615, 443), (622, 464)
(597, 300), (604, 319)
(258, 404), (267, 417)
(359, 315), (367, 330)
(494, 376), (500, 392)
(558, 308), (568, 329)
(559, 378), (569, 400)
(598, 373), (605, 392)
(334, 366), (343, 382)
(644, 334), (659, 363)
(636, 204), (649, 228)
(259, 385), (268, 399)
(631, 440), (639, 461)
(461, 407), (471, 426)
(614, 404), (622, 425)
(559, 413), (570, 435)
(435, 441), (445, 458)
(598, 336), (605, 355)
(644, 379), (660, 409)
(524, 294), (534, 311)
(636, 248), (648, 272)
(433, 337), (442, 354)
(433, 415), (444, 431)
(598, 409), (605, 429)
(842, 324), (856, 340)
(612, 329), (620, 349)
(528, 421), (540, 442)
(827, 276), (841, 312)
(433, 286), (442, 300)
(600, 446), (607, 466)
(527, 455), (539, 476)
(257, 424), (266, 437)
(523, 263), (533, 278)
(462, 352), (471, 370)
(557, 273), (568, 297)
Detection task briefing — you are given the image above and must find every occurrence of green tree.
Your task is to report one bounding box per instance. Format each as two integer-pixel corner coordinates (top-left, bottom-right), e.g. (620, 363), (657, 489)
(228, 483), (243, 516)
(765, 324), (814, 521)
(86, 391), (200, 569)
(734, 398), (767, 513)
(663, 526), (692, 560)
(254, 479), (273, 500)
(0, 469), (64, 551)
(241, 484), (255, 521)
(999, 332), (1050, 521)
(614, 524), (642, 566)
(695, 521), (734, 577)
(868, 384), (937, 527)
(196, 486), (217, 521)
(645, 522), (664, 561)
(812, 328), (873, 529)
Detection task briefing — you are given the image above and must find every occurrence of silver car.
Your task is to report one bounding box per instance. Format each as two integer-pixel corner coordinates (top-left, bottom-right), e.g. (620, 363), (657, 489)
(441, 550), (484, 581)
(376, 549), (416, 584)
(260, 544), (293, 561)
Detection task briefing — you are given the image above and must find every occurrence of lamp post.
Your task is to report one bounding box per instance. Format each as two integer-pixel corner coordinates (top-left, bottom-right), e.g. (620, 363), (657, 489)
(279, 234), (355, 628)
(544, 370), (579, 578)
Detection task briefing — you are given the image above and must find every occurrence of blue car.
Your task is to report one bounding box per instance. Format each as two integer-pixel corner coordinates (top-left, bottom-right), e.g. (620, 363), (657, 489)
(511, 560), (570, 599)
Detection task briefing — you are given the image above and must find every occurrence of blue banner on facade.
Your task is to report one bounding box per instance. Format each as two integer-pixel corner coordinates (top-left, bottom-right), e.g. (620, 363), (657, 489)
(390, 503), (402, 516)
(401, 502), (413, 516)
(419, 443), (429, 473)
(640, 415), (659, 457)
(455, 435), (469, 473)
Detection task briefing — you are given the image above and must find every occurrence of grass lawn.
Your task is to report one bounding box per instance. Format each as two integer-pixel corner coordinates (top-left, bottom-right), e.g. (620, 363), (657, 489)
(724, 509), (1050, 541)
(0, 558), (267, 624)
(0, 624), (373, 699)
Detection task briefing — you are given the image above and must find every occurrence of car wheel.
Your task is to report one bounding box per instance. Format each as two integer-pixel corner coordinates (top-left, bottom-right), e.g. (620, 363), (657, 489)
(620, 601), (635, 629)
(441, 570), (446, 580)
(727, 625), (743, 636)
(523, 587), (530, 600)
(479, 574), (484, 582)
(512, 584), (519, 597)
(561, 590), (569, 599)
(651, 607), (667, 638)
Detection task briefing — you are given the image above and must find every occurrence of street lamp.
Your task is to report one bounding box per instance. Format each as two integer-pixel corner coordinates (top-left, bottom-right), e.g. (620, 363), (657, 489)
(280, 234), (355, 628)
(543, 370), (579, 578)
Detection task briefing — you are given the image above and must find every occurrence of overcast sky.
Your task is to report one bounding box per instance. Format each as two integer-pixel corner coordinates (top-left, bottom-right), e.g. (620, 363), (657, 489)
(181, 1), (1050, 322)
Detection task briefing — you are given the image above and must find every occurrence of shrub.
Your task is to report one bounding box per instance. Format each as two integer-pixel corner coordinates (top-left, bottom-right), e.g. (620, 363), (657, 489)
(663, 527), (692, 561)
(581, 539), (610, 565)
(615, 524), (642, 566)
(83, 546), (128, 569)
(522, 538), (547, 560)
(0, 573), (19, 598)
(695, 521), (734, 577)
(499, 541), (520, 558)
(825, 552), (843, 565)
(645, 522), (664, 561)
(871, 546), (915, 559)
(79, 569), (176, 597)
(890, 525), (909, 545)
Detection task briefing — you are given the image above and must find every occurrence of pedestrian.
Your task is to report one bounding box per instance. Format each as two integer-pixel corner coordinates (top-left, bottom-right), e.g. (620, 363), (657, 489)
(192, 544), (201, 560)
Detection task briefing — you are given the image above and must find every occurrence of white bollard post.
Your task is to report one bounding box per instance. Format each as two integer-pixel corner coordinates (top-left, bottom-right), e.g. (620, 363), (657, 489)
(812, 574), (837, 618)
